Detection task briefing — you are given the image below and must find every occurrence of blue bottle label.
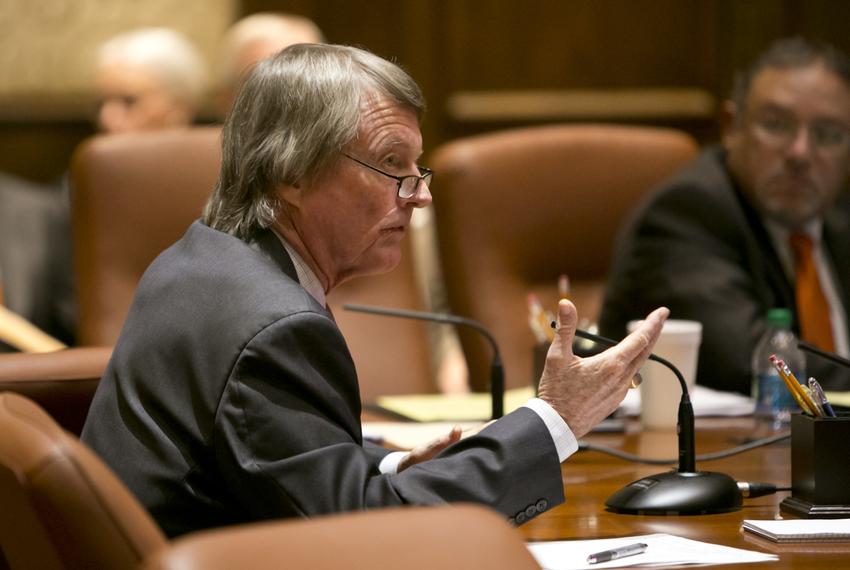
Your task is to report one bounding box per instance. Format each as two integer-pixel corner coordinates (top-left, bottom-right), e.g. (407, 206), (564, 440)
(755, 372), (797, 416)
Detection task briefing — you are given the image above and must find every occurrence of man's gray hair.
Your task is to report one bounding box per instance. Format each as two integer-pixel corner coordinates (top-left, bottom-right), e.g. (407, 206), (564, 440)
(203, 43), (425, 239)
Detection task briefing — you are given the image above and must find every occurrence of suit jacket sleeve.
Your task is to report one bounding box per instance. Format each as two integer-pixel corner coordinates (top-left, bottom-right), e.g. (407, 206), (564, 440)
(214, 309), (564, 522)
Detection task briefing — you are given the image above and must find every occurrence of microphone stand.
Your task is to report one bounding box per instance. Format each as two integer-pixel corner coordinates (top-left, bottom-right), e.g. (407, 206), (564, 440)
(575, 328), (742, 515)
(343, 304), (504, 419)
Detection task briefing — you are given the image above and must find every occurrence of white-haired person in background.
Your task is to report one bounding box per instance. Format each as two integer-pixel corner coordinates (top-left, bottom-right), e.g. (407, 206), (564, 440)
(95, 27), (208, 134)
(216, 12), (324, 116)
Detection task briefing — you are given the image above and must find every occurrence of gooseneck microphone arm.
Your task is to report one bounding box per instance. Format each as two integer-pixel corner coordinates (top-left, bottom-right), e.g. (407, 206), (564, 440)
(568, 326), (740, 515)
(798, 340), (850, 368)
(342, 303), (504, 419)
(572, 328), (695, 473)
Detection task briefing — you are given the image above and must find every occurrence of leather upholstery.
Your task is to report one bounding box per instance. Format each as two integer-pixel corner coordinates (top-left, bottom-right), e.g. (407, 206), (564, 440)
(70, 127), (223, 346)
(0, 392), (539, 570)
(0, 347), (110, 435)
(0, 392), (166, 569)
(431, 124), (697, 391)
(144, 503), (540, 570)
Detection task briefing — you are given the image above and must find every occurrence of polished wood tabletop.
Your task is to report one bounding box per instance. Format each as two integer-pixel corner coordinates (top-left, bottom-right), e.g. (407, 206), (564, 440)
(520, 417), (849, 568)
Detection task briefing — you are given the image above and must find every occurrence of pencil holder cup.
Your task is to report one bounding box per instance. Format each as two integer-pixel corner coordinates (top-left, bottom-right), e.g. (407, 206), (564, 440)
(780, 412), (850, 518)
(532, 342), (549, 394)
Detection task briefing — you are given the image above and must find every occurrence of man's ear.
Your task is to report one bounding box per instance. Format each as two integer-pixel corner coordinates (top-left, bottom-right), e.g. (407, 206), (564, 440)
(276, 182), (302, 208)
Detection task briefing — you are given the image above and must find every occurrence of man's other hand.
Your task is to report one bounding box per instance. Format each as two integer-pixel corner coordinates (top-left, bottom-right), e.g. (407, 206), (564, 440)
(397, 425), (463, 472)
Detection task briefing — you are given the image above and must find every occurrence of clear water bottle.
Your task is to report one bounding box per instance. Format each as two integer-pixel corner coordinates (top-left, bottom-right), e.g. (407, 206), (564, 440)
(751, 308), (806, 427)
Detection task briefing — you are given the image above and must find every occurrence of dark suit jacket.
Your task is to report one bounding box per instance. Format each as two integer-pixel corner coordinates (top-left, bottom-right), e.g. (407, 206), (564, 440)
(599, 146), (850, 394)
(0, 173), (76, 347)
(82, 221), (563, 537)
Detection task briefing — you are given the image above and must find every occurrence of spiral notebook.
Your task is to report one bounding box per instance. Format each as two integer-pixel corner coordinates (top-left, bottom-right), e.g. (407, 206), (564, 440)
(742, 519), (850, 543)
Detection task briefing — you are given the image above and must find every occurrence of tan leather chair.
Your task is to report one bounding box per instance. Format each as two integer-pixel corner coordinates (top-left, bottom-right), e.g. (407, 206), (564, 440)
(0, 347), (110, 435)
(0, 392), (539, 570)
(431, 124), (698, 391)
(71, 127), (223, 346)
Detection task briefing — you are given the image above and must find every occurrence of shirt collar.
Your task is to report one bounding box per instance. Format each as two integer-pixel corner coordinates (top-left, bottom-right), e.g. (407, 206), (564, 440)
(763, 216), (823, 246)
(271, 229), (326, 307)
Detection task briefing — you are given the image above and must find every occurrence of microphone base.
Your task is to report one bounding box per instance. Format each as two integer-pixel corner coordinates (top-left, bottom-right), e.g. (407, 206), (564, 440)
(605, 470), (742, 515)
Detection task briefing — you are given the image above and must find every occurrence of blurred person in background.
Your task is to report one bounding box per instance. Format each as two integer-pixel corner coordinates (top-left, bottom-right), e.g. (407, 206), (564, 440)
(0, 27), (208, 350)
(95, 27), (207, 133)
(216, 12), (324, 117)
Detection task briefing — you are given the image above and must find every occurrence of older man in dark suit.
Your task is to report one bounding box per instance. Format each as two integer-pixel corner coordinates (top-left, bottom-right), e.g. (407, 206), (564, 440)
(82, 43), (666, 537)
(600, 38), (850, 394)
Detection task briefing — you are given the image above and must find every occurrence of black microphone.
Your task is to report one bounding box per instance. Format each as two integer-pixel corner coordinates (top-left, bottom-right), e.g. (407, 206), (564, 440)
(342, 304), (504, 419)
(568, 327), (742, 515)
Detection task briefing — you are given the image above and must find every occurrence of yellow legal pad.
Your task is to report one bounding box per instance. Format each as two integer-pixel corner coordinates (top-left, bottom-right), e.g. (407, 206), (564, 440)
(374, 386), (536, 422)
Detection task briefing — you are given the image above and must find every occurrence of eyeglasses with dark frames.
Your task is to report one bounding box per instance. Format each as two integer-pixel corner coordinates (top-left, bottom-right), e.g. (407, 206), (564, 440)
(342, 153), (433, 199)
(749, 111), (850, 152)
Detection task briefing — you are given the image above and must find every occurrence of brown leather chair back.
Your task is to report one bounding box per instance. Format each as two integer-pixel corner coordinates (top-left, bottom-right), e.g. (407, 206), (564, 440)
(0, 347), (111, 435)
(0, 392), (166, 569)
(144, 504), (541, 570)
(431, 124), (697, 390)
(70, 127), (222, 346)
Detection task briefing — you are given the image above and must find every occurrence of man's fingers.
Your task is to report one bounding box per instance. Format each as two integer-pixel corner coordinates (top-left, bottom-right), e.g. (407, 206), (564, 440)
(614, 307), (669, 365)
(553, 299), (578, 355)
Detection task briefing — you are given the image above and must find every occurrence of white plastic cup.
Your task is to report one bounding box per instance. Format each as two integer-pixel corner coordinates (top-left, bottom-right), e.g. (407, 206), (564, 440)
(627, 319), (702, 431)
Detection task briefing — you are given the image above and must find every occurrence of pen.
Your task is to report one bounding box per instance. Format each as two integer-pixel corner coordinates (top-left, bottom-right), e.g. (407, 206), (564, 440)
(558, 274), (570, 301)
(587, 542), (647, 564)
(808, 377), (837, 417)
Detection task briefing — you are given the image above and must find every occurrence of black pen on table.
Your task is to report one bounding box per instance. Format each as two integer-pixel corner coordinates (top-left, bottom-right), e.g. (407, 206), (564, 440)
(587, 542), (648, 564)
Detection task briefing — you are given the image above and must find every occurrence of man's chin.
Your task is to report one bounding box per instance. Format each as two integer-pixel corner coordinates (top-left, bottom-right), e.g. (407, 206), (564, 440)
(762, 204), (819, 229)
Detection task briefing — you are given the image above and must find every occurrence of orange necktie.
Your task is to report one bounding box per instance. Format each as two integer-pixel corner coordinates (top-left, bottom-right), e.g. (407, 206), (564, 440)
(789, 233), (835, 352)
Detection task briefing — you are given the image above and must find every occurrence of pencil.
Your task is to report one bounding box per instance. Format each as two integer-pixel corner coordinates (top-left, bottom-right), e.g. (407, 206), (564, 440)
(769, 355), (815, 415)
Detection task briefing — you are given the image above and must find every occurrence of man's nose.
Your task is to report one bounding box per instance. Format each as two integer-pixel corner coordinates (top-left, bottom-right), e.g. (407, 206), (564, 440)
(786, 125), (814, 161)
(401, 181), (432, 209)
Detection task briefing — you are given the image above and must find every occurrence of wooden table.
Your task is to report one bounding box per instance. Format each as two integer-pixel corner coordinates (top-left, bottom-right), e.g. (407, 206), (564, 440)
(520, 417), (850, 568)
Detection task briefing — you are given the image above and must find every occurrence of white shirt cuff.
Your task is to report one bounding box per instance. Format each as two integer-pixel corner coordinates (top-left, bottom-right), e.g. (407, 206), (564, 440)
(523, 398), (578, 462)
(379, 451), (406, 474)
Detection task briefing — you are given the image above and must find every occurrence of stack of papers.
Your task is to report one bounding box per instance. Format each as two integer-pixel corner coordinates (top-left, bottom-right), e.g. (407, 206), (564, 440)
(742, 519), (850, 543)
(527, 533), (777, 569)
(618, 384), (755, 417)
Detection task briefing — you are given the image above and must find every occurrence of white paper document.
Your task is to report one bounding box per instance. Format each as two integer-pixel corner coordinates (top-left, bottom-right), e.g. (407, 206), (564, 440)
(527, 533), (777, 569)
(619, 385), (755, 417)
